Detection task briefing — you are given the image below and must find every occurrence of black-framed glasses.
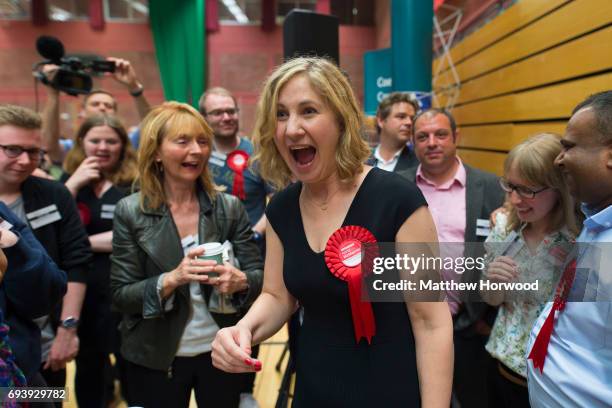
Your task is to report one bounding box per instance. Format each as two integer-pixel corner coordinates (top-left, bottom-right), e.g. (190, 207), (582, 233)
(0, 144), (46, 161)
(499, 178), (549, 199)
(204, 108), (239, 118)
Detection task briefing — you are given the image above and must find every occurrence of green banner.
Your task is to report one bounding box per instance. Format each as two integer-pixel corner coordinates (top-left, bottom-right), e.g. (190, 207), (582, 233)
(149, 0), (206, 107)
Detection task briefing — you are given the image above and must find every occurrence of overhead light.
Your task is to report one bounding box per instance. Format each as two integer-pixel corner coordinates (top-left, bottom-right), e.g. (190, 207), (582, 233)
(50, 6), (71, 21)
(123, 0), (148, 15)
(222, 0), (249, 23)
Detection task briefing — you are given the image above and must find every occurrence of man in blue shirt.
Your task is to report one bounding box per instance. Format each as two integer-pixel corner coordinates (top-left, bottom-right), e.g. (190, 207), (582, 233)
(527, 91), (612, 407)
(198, 88), (271, 244)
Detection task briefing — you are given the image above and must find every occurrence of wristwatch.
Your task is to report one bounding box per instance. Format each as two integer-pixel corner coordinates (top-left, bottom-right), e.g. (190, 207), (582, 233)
(129, 83), (144, 97)
(60, 316), (79, 329)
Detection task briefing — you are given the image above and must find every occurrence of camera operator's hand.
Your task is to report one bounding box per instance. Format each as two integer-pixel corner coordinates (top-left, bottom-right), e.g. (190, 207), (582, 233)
(39, 64), (60, 95)
(65, 157), (101, 197)
(107, 57), (142, 94)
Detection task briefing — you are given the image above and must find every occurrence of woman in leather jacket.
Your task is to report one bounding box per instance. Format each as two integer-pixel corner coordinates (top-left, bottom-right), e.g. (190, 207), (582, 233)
(110, 102), (263, 408)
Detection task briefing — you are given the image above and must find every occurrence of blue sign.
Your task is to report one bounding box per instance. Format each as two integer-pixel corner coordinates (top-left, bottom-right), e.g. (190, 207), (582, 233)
(364, 48), (392, 115)
(364, 48), (432, 116)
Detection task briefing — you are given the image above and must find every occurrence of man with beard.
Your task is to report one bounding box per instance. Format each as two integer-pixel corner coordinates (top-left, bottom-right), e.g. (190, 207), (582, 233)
(199, 88), (271, 244)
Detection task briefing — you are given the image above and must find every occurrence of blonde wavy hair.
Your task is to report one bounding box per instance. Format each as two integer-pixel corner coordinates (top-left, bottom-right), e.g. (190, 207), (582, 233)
(252, 57), (370, 189)
(137, 102), (217, 210)
(63, 114), (137, 187)
(504, 132), (579, 236)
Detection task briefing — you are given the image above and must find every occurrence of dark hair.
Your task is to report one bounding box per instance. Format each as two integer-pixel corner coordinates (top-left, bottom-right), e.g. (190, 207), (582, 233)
(572, 91), (612, 144)
(413, 108), (457, 135)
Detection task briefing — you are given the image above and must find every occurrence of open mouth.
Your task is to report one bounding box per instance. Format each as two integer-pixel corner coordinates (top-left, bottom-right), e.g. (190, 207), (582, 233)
(181, 161), (200, 169)
(289, 146), (317, 167)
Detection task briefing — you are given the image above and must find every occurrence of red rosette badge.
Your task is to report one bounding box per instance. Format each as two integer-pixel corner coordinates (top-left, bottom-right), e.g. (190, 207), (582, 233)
(226, 150), (249, 200)
(77, 202), (91, 226)
(325, 225), (379, 344)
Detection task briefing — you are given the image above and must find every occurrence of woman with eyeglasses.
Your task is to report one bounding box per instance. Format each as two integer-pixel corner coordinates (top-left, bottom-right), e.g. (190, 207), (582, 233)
(61, 114), (137, 407)
(480, 133), (580, 408)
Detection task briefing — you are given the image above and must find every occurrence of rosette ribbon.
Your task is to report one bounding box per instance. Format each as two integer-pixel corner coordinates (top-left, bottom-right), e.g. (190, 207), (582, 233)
(77, 202), (91, 226)
(227, 150), (249, 200)
(325, 225), (379, 344)
(528, 258), (577, 373)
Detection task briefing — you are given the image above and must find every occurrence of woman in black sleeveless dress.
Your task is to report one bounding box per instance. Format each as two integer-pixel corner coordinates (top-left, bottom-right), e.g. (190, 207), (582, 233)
(212, 57), (453, 407)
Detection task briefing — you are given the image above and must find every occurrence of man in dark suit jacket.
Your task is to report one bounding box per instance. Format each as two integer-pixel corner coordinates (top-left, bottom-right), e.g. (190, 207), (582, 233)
(367, 92), (419, 172)
(397, 108), (505, 408)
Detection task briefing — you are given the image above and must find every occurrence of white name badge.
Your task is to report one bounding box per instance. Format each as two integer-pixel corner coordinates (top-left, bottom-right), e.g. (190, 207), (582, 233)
(476, 218), (490, 228)
(27, 204), (62, 230)
(476, 218), (491, 237)
(211, 150), (227, 161)
(209, 156), (225, 167)
(0, 218), (13, 230)
(181, 234), (197, 253)
(100, 204), (116, 220)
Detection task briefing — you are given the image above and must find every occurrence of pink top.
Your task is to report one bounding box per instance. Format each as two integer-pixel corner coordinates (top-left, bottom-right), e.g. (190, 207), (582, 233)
(416, 158), (467, 314)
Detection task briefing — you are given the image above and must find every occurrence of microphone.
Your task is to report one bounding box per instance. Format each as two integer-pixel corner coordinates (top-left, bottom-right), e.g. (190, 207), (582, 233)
(36, 36), (65, 62)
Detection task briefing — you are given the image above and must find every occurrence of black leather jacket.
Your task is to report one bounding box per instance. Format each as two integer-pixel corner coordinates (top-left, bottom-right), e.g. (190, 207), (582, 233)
(110, 188), (263, 370)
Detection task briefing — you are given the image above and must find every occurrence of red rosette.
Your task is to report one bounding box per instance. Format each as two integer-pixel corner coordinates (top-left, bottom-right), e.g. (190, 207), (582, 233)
(77, 202), (91, 226)
(324, 225), (379, 344)
(226, 150), (249, 200)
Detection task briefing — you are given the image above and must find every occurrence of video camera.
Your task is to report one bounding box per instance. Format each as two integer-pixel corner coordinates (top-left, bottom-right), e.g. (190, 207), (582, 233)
(32, 36), (116, 96)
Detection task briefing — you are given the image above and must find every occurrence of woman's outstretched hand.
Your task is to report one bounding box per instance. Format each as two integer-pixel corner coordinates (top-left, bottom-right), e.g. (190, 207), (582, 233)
(212, 325), (261, 373)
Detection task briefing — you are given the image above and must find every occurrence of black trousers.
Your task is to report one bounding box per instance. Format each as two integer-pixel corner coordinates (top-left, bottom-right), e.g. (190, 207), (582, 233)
(453, 332), (492, 408)
(39, 365), (66, 408)
(74, 351), (112, 408)
(487, 359), (530, 408)
(125, 352), (246, 408)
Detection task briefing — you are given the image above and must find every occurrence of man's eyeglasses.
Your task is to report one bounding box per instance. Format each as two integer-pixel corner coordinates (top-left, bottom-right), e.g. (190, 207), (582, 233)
(0, 144), (46, 161)
(204, 108), (239, 118)
(499, 179), (549, 199)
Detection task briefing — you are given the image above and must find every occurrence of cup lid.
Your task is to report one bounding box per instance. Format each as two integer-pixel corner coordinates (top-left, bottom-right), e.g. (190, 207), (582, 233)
(200, 242), (223, 255)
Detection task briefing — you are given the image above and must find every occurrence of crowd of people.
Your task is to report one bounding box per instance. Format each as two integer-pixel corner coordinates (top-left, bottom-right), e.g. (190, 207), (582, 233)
(0, 55), (610, 408)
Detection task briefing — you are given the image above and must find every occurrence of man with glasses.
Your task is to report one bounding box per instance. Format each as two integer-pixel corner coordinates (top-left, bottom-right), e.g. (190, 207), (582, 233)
(198, 87), (271, 245)
(367, 92), (419, 172)
(397, 108), (504, 408)
(0, 104), (92, 392)
(198, 88), (270, 408)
